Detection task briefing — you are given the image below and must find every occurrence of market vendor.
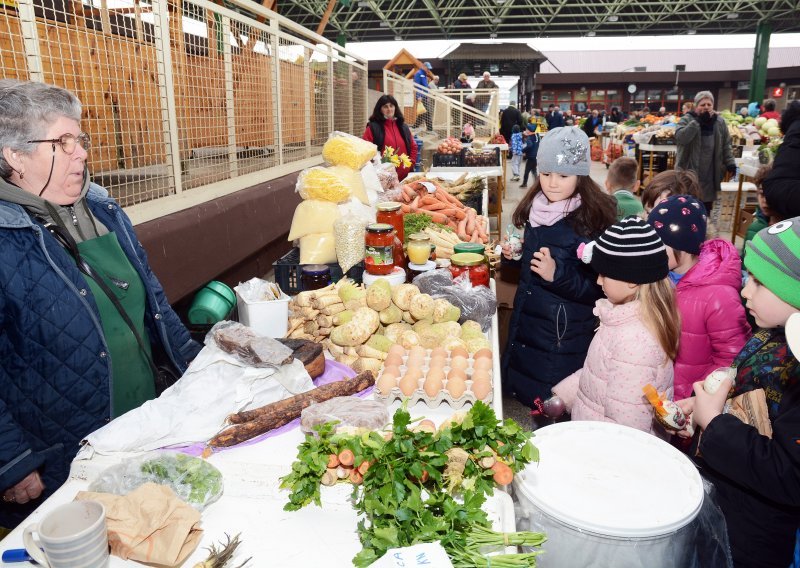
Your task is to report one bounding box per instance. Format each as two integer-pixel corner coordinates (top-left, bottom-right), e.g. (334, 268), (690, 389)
(0, 80), (201, 531)
(363, 94), (418, 181)
(675, 91), (736, 214)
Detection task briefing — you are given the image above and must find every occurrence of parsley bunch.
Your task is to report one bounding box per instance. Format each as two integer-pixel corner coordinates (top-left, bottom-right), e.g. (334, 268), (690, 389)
(280, 401), (544, 566)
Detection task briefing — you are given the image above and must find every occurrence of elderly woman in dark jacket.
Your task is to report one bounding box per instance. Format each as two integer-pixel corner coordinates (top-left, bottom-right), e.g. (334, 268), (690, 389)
(762, 100), (800, 220)
(0, 80), (200, 530)
(675, 91), (736, 213)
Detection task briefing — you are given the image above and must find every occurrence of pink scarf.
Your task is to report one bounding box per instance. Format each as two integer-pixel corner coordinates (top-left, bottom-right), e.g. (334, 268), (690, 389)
(528, 191), (582, 227)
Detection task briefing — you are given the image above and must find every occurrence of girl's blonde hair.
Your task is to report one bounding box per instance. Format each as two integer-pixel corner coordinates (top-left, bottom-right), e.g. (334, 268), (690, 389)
(636, 278), (680, 361)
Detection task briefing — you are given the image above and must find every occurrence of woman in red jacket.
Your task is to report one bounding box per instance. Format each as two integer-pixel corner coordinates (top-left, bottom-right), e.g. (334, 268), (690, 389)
(362, 94), (417, 181)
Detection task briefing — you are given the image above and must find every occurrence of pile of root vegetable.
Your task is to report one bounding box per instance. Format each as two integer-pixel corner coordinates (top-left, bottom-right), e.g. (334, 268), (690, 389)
(286, 279), (490, 373)
(398, 179), (488, 244)
(280, 401), (545, 567)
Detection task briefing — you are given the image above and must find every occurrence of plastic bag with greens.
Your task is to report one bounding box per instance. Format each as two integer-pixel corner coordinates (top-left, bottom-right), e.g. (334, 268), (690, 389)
(89, 452), (223, 511)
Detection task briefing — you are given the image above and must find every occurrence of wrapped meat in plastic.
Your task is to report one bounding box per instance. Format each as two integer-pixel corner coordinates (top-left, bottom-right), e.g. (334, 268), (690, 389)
(212, 321), (294, 367)
(300, 396), (390, 434)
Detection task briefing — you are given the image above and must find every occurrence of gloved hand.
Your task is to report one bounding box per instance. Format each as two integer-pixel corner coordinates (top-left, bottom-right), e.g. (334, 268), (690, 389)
(697, 111), (715, 125)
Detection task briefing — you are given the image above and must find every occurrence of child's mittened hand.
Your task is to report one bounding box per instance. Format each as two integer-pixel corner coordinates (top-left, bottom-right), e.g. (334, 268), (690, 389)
(531, 247), (556, 282)
(691, 378), (732, 431)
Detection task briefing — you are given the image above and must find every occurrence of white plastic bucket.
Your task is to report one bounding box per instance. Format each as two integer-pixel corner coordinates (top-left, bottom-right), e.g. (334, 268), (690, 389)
(513, 421), (703, 568)
(235, 291), (290, 338)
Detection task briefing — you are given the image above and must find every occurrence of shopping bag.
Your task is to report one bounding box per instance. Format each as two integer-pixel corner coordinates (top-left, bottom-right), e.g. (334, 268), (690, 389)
(416, 100), (427, 115)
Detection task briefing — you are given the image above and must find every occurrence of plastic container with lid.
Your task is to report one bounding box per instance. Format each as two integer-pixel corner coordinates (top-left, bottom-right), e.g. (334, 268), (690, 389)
(449, 252), (490, 288)
(362, 266), (407, 287)
(365, 223), (396, 275)
(514, 421), (704, 568)
(300, 264), (331, 291)
(407, 233), (432, 265)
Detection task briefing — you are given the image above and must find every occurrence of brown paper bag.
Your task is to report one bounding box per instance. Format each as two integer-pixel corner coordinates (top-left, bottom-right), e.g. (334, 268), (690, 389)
(727, 388), (773, 438)
(76, 483), (203, 567)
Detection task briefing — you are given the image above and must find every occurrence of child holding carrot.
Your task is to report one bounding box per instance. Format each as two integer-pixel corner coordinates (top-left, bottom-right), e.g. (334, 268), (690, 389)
(501, 127), (617, 408)
(676, 218), (800, 568)
(548, 217), (679, 437)
(510, 124), (523, 182)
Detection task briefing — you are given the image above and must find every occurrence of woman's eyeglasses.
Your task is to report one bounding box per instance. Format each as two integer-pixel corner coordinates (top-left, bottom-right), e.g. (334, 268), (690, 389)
(27, 132), (91, 154)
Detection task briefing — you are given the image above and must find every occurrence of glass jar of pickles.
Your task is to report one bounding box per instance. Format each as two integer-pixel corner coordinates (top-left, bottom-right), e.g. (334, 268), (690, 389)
(449, 252), (490, 287)
(365, 223), (396, 275)
(407, 233), (432, 265)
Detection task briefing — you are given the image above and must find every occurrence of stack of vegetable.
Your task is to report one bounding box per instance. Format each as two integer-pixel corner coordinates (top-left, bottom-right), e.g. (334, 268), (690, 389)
(406, 172), (485, 205)
(436, 136), (463, 155)
(399, 179), (488, 244)
(280, 401), (545, 567)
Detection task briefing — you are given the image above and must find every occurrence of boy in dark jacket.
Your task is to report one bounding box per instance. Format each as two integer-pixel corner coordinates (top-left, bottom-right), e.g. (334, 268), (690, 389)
(679, 218), (800, 568)
(519, 124), (539, 189)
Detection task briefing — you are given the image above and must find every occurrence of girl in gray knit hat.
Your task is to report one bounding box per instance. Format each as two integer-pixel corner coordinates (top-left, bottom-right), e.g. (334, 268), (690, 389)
(501, 126), (617, 411)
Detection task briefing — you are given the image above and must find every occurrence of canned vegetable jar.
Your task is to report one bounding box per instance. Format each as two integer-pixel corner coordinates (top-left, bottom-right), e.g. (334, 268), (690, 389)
(407, 233), (432, 265)
(449, 252), (490, 287)
(301, 264), (332, 291)
(365, 223), (396, 275)
(376, 201), (404, 243)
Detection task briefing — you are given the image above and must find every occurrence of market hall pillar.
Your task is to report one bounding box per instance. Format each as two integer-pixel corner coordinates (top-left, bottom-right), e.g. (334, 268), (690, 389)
(748, 21), (772, 104)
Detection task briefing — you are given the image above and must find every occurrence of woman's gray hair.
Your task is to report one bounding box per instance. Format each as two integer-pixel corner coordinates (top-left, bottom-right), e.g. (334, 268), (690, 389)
(0, 80), (82, 180)
(694, 90), (714, 106)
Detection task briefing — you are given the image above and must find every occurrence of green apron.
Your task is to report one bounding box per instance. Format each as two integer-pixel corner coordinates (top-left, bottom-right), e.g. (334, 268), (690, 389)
(77, 232), (155, 417)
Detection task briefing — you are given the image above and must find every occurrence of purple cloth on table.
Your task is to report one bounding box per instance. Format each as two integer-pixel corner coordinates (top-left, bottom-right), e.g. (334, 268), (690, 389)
(168, 360), (371, 456)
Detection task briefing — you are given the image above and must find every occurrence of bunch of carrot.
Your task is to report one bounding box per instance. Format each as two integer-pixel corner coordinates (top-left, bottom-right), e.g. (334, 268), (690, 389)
(399, 180), (488, 244)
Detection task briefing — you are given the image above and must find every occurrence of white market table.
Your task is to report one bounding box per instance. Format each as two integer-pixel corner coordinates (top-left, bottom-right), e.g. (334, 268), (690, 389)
(1, 283), (505, 567)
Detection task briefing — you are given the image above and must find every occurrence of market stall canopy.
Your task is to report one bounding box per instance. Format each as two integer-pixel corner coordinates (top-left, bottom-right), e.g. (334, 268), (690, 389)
(441, 42), (546, 77)
(273, 0), (800, 43)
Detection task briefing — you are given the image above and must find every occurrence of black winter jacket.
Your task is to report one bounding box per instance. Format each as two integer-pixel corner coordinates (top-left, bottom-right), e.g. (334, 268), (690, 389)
(762, 119), (800, 219)
(501, 218), (603, 407)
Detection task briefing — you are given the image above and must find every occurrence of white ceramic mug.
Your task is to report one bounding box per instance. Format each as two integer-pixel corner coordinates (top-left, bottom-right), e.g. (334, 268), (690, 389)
(23, 500), (109, 568)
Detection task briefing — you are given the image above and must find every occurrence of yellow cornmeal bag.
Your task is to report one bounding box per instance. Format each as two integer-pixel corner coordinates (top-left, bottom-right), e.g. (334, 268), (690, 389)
(287, 199), (340, 241)
(329, 165), (369, 206)
(299, 232), (337, 264)
(296, 166), (352, 202)
(322, 132), (377, 170)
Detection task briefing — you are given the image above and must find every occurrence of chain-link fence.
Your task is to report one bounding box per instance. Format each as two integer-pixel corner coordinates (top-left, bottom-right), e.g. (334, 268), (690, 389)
(1, 0), (367, 214)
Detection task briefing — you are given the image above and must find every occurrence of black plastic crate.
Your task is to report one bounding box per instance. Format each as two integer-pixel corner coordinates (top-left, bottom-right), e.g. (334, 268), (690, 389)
(273, 247), (364, 294)
(463, 146), (501, 167)
(432, 149), (464, 167)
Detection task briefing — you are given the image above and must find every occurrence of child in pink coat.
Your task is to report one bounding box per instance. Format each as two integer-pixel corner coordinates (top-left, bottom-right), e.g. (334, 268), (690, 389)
(550, 217), (679, 436)
(648, 195), (751, 399)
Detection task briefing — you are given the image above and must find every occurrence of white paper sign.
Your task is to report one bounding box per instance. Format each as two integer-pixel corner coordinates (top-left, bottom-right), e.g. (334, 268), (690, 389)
(419, 181), (437, 194)
(368, 542), (454, 568)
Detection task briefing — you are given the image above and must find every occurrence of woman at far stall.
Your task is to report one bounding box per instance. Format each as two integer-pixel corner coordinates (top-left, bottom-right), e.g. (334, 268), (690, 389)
(0, 80), (201, 532)
(363, 94), (418, 181)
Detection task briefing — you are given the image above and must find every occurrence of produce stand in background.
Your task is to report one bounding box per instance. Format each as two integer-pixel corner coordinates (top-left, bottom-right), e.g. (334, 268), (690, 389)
(483, 144), (508, 198)
(635, 143), (676, 189)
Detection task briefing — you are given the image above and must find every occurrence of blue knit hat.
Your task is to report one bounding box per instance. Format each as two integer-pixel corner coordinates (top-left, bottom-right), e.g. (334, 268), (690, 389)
(537, 127), (590, 176)
(647, 195), (707, 255)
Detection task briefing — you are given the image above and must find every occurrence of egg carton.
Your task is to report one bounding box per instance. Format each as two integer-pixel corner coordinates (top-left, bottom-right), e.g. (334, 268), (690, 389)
(374, 379), (493, 409)
(374, 352), (494, 408)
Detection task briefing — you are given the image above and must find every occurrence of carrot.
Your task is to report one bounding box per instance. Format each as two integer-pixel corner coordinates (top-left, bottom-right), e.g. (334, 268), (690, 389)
(491, 462), (514, 486)
(470, 231), (481, 243)
(452, 208), (467, 220)
(402, 184), (417, 200)
(411, 195), (420, 208)
(436, 189), (462, 207)
(421, 202), (448, 212)
(400, 204), (412, 213)
(338, 448), (355, 467)
(457, 218), (468, 238)
(465, 212), (476, 235)
(357, 460), (371, 475)
(327, 453), (340, 468)
(419, 195), (439, 206)
(348, 469), (363, 485)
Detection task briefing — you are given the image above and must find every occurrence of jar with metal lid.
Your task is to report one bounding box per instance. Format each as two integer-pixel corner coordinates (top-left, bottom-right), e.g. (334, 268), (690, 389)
(449, 252), (490, 288)
(407, 259), (437, 283)
(365, 223), (396, 275)
(301, 264), (332, 291)
(453, 243), (489, 269)
(376, 201), (404, 243)
(407, 233), (432, 265)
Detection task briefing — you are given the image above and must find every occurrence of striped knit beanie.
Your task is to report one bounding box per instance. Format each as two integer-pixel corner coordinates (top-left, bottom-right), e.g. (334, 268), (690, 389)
(744, 217), (800, 308)
(579, 216), (669, 284)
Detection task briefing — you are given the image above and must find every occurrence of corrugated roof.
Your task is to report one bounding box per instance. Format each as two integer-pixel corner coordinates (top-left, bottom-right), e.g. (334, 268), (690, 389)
(539, 47), (800, 74)
(442, 43), (546, 62)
